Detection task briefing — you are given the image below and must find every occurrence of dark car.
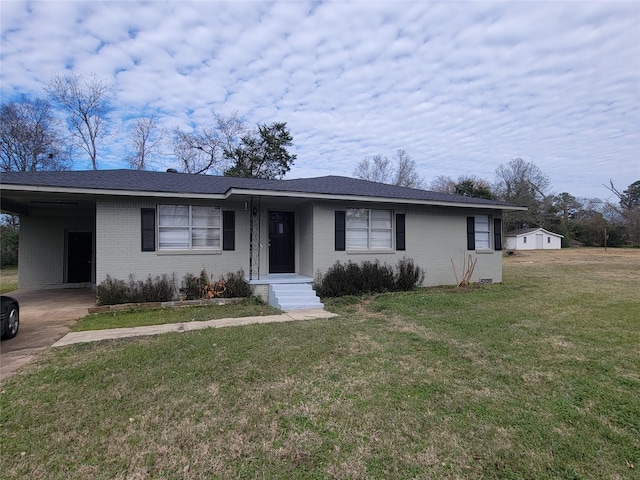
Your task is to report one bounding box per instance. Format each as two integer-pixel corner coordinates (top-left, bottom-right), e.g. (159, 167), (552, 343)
(1, 295), (19, 339)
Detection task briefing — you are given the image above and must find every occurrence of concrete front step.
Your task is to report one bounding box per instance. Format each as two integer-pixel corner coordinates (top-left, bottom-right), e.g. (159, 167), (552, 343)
(268, 283), (324, 311)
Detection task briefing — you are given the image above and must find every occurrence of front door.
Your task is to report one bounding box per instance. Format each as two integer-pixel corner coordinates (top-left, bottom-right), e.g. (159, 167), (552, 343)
(67, 232), (93, 283)
(268, 211), (294, 273)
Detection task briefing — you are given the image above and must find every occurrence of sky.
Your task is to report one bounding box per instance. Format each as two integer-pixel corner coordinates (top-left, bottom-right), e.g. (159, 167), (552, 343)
(1, 0), (639, 200)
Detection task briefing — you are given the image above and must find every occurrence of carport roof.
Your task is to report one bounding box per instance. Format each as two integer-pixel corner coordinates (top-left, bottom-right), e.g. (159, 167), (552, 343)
(1, 169), (525, 210)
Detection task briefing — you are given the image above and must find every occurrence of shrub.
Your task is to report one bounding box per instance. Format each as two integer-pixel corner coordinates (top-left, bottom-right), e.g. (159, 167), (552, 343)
(314, 258), (425, 298)
(222, 270), (252, 298)
(96, 275), (131, 306)
(181, 269), (253, 300)
(181, 273), (200, 300)
(314, 262), (349, 297)
(396, 257), (425, 291)
(140, 274), (175, 302)
(362, 260), (396, 293)
(97, 274), (176, 305)
(181, 270), (211, 300)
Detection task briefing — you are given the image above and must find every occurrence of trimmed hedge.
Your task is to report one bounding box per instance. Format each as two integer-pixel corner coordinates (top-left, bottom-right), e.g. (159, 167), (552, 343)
(96, 269), (253, 306)
(314, 257), (425, 298)
(97, 274), (176, 306)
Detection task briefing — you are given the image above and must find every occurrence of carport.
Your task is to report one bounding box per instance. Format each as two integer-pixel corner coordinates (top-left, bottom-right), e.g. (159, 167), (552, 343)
(0, 288), (96, 382)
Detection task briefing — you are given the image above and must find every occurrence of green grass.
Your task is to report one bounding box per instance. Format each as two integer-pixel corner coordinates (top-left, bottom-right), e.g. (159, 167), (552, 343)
(70, 297), (282, 332)
(1, 249), (639, 479)
(0, 265), (18, 294)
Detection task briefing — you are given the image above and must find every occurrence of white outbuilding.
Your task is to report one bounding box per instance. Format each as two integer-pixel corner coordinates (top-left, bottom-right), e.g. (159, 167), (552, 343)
(505, 227), (564, 250)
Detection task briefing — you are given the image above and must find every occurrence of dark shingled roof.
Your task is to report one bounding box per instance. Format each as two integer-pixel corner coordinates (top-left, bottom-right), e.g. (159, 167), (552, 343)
(0, 169), (521, 208)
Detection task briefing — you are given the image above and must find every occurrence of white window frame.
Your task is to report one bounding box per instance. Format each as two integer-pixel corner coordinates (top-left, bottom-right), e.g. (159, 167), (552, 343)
(474, 215), (491, 250)
(346, 208), (393, 250)
(157, 205), (221, 250)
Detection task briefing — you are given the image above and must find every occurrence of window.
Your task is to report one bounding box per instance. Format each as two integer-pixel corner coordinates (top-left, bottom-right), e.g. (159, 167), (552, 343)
(474, 215), (491, 249)
(547, 237), (551, 244)
(346, 209), (392, 250)
(524, 237), (527, 244)
(467, 215), (502, 251)
(158, 205), (221, 250)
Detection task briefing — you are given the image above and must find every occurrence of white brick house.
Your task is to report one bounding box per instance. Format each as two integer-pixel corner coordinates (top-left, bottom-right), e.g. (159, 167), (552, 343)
(1, 170), (525, 307)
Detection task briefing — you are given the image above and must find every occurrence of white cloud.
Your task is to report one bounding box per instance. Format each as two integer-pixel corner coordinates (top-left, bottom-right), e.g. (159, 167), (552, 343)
(1, 0), (638, 197)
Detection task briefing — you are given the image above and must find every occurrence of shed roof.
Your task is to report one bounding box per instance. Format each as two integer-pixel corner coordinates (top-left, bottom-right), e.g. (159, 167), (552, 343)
(506, 227), (564, 238)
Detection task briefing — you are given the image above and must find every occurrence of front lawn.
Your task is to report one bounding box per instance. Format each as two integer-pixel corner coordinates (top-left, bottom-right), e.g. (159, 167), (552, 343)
(1, 248), (638, 479)
(70, 297), (281, 332)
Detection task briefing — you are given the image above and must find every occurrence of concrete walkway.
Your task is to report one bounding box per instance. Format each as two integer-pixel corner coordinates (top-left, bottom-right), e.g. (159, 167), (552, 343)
(53, 309), (338, 347)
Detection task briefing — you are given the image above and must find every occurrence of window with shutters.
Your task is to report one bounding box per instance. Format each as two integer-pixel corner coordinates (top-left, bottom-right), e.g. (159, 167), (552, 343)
(467, 215), (502, 251)
(346, 209), (393, 250)
(158, 205), (221, 250)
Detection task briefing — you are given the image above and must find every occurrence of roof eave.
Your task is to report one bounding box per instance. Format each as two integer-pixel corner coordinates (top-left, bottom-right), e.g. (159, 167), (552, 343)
(2, 183), (527, 211)
(225, 187), (527, 211)
(0, 184), (226, 200)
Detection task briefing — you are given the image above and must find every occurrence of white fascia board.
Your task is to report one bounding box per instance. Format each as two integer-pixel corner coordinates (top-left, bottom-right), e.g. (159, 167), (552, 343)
(224, 188), (528, 211)
(1, 184), (226, 200)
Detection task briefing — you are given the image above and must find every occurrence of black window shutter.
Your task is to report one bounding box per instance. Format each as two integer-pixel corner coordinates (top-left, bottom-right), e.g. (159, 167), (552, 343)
(223, 211), (235, 251)
(396, 213), (406, 251)
(466, 216), (475, 250)
(335, 211), (346, 251)
(141, 208), (156, 252)
(494, 218), (503, 251)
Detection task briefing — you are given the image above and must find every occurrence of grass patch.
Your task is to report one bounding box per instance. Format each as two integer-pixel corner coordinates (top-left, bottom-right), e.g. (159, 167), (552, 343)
(71, 297), (281, 332)
(1, 248), (639, 479)
(0, 265), (18, 294)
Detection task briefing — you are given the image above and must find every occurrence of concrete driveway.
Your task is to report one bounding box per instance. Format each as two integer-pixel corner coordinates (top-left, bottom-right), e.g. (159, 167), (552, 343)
(0, 288), (96, 382)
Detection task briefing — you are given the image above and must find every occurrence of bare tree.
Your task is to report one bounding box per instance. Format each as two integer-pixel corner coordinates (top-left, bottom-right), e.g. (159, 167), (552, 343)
(494, 157), (552, 231)
(1, 95), (71, 172)
(354, 149), (425, 188)
(394, 150), (425, 188)
(47, 73), (112, 170)
(353, 155), (392, 184)
(429, 175), (456, 194)
(495, 157), (551, 203)
(172, 111), (246, 174)
(126, 116), (164, 170)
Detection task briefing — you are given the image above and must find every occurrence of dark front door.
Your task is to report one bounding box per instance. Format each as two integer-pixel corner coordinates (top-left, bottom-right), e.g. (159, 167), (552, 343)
(269, 211), (294, 273)
(67, 232), (92, 283)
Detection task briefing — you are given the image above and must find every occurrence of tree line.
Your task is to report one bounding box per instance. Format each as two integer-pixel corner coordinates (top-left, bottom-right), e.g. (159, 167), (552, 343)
(353, 154), (639, 248)
(1, 72), (296, 178)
